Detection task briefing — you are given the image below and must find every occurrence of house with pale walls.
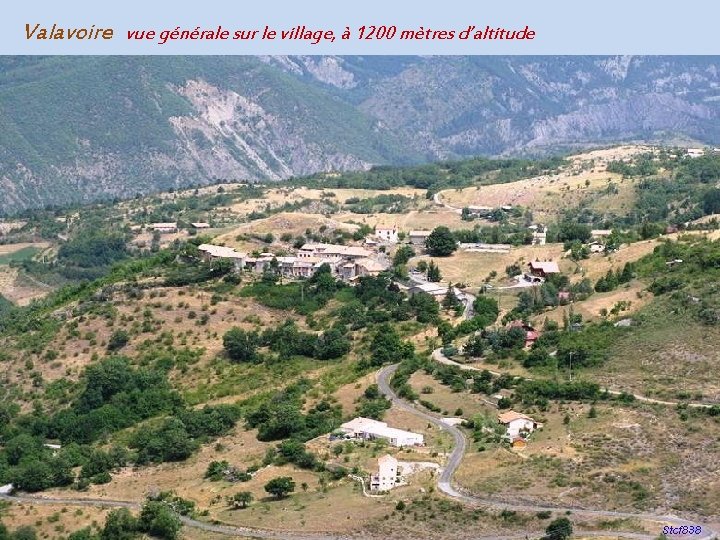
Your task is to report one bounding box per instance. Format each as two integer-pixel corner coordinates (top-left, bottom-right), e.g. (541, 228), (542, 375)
(340, 417), (424, 447)
(370, 454), (402, 491)
(532, 230), (547, 245)
(498, 410), (541, 439)
(198, 244), (247, 271)
(375, 226), (399, 244)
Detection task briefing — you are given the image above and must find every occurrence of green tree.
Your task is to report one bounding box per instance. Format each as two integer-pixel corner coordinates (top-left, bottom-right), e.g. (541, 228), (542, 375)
(107, 330), (130, 352)
(101, 508), (138, 540)
(425, 226), (457, 257)
(369, 324), (414, 366)
(138, 501), (181, 540)
(264, 476), (296, 499)
(11, 527), (37, 540)
(230, 491), (254, 509)
(12, 460), (53, 492)
(393, 245), (415, 266)
(464, 334), (485, 358)
(67, 528), (97, 540)
(703, 187), (720, 215)
(544, 517), (573, 540)
(471, 295), (499, 327)
(222, 328), (259, 363)
(426, 260), (442, 282)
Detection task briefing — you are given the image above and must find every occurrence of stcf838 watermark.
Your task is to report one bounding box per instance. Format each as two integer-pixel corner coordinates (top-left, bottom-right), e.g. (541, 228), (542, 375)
(663, 526), (703, 535)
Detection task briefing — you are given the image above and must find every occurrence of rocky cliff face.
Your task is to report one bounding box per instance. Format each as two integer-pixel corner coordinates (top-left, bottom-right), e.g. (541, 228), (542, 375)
(1, 56), (720, 213)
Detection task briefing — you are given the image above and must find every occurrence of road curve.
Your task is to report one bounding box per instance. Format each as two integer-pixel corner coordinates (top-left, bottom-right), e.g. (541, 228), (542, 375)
(376, 364), (718, 540)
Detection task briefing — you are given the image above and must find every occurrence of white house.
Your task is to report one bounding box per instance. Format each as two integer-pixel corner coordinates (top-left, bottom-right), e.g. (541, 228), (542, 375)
(498, 411), (541, 438)
(191, 222), (210, 229)
(340, 417), (424, 447)
(532, 230), (547, 246)
(370, 454), (402, 491)
(376, 227), (399, 244)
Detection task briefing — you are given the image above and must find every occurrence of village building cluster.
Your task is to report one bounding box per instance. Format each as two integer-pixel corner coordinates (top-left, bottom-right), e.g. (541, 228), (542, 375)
(197, 240), (389, 282)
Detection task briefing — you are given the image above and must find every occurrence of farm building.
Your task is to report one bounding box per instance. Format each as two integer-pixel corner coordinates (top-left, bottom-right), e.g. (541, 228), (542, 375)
(151, 222), (178, 233)
(340, 417), (424, 447)
(527, 260), (560, 278)
(498, 411), (541, 439)
(408, 230), (432, 245)
(198, 244), (247, 271)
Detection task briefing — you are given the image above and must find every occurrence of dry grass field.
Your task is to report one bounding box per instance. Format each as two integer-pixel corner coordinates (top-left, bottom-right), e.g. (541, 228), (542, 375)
(334, 208), (468, 231)
(437, 146), (653, 222)
(216, 212), (359, 245)
(0, 503), (110, 539)
(453, 399), (720, 517)
(412, 243), (568, 288)
(0, 265), (51, 306)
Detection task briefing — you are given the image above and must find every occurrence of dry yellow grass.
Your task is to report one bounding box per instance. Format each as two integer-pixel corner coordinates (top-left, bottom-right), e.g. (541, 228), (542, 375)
(409, 372), (491, 418)
(44, 427), (270, 508)
(0, 266), (51, 306)
(335, 208), (467, 231)
(532, 281), (651, 325)
(413, 243), (567, 288)
(215, 212), (359, 244)
(227, 187), (425, 216)
(438, 145), (653, 222)
(455, 400), (720, 516)
(0, 503), (110, 539)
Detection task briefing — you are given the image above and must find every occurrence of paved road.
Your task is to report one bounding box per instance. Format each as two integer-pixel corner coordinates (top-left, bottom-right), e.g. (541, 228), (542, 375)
(432, 348), (718, 409)
(376, 364), (718, 540)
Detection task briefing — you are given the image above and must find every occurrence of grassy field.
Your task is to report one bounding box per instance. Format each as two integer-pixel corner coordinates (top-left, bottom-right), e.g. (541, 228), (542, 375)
(590, 300), (720, 402)
(0, 243), (46, 264)
(437, 146), (651, 222)
(412, 243), (568, 289)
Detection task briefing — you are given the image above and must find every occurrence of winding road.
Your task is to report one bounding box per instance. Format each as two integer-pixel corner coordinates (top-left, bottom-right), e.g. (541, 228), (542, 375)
(376, 363), (719, 540)
(0, 360), (716, 540)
